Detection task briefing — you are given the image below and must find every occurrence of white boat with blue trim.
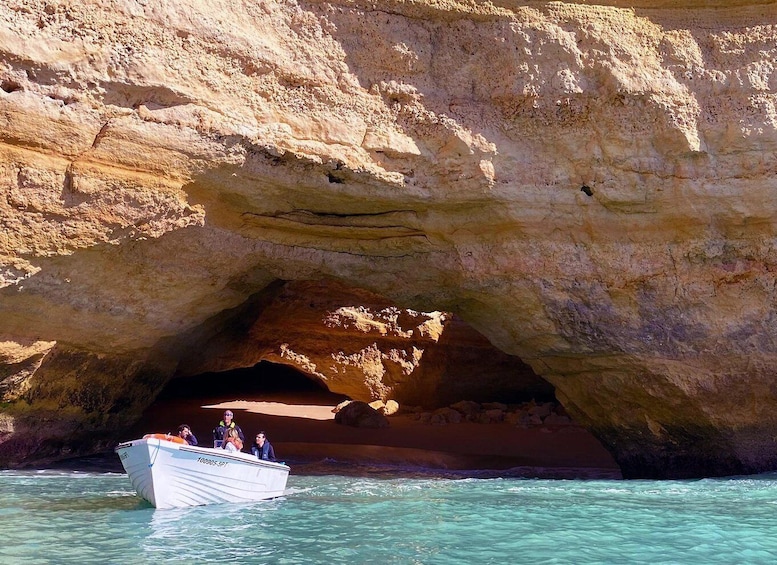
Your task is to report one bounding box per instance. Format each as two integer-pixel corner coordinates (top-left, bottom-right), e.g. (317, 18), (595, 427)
(115, 434), (290, 509)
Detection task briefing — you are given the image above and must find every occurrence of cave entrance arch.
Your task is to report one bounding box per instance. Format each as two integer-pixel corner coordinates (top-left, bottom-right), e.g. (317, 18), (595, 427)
(129, 279), (619, 476)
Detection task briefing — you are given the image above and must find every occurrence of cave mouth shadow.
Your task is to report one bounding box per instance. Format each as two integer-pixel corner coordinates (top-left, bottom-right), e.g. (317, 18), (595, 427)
(121, 360), (621, 477)
(129, 361), (351, 443)
(158, 361), (349, 406)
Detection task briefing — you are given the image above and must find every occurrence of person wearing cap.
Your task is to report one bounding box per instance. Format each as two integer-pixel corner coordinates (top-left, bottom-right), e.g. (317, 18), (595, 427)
(212, 410), (245, 448)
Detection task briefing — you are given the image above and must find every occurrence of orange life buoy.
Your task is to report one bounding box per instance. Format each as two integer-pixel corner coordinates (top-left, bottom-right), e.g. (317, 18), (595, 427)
(143, 433), (186, 444)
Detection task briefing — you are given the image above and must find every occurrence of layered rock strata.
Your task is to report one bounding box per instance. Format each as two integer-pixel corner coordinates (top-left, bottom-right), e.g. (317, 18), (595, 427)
(0, 1), (776, 477)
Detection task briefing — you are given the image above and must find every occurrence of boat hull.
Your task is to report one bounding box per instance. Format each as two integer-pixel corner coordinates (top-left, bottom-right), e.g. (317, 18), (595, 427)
(115, 438), (290, 509)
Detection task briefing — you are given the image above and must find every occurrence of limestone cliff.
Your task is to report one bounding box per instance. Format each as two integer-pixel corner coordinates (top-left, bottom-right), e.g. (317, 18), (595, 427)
(1, 0), (777, 478)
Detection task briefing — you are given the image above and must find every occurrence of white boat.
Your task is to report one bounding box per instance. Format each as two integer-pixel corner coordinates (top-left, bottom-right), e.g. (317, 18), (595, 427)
(115, 435), (290, 509)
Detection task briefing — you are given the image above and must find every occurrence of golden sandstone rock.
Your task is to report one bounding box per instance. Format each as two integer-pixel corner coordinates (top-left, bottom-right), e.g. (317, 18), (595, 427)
(0, 1), (776, 478)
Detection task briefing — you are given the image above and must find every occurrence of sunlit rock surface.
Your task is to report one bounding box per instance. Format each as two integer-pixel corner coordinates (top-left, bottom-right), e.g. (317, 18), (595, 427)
(176, 280), (552, 407)
(1, 0), (777, 477)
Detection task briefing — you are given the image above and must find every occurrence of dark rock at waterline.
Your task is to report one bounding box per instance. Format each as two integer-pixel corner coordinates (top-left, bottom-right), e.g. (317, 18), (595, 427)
(334, 401), (390, 429)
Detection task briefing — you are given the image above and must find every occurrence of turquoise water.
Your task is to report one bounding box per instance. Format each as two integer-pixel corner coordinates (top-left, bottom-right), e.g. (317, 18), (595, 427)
(2, 469), (777, 564)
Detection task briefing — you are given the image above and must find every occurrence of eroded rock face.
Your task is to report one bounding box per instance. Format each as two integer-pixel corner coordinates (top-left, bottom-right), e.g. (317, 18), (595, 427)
(0, 1), (776, 477)
(176, 280), (552, 407)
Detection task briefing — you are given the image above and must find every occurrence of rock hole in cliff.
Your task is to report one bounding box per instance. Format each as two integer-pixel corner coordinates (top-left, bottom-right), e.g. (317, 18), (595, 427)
(0, 80), (22, 93)
(327, 172), (345, 183)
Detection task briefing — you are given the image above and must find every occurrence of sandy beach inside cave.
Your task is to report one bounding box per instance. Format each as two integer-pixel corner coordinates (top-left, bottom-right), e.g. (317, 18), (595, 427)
(128, 388), (622, 480)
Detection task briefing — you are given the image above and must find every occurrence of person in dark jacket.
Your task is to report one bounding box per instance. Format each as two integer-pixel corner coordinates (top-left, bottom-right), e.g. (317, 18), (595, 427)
(177, 424), (198, 446)
(251, 431), (276, 461)
(212, 410), (244, 448)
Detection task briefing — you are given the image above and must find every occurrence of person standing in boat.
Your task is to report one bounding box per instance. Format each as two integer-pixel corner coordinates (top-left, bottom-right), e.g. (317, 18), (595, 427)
(212, 410), (245, 448)
(177, 424), (198, 446)
(251, 431), (276, 461)
(222, 427), (244, 453)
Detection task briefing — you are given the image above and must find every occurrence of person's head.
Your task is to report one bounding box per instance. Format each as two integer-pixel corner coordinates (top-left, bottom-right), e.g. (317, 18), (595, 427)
(223, 410), (233, 424)
(177, 425), (191, 437)
(255, 431), (266, 445)
(227, 427), (239, 440)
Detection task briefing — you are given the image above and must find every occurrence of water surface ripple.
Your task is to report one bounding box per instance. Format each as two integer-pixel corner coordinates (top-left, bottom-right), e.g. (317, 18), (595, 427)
(2, 470), (777, 564)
